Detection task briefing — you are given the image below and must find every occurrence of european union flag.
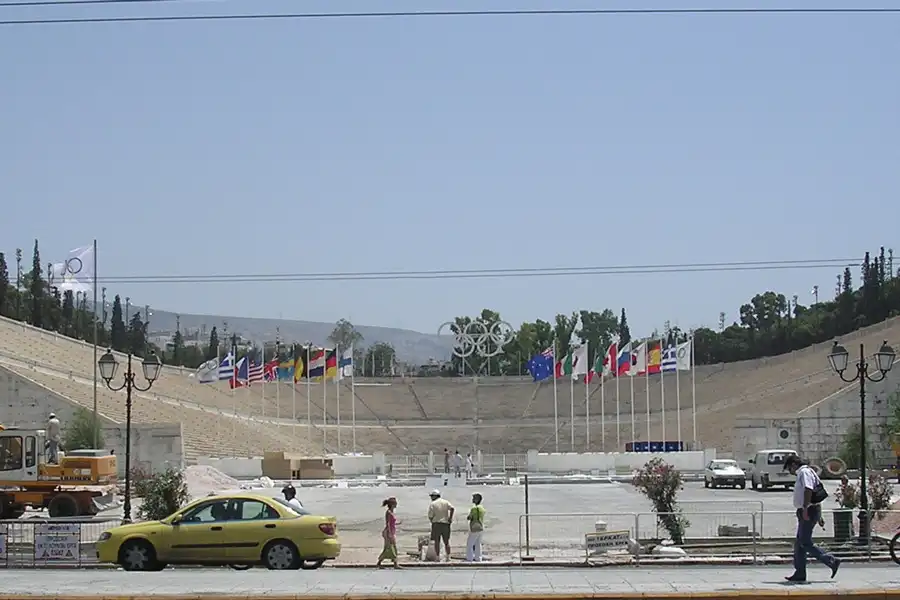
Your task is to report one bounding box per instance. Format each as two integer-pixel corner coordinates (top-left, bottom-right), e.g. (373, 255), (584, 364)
(526, 352), (554, 382)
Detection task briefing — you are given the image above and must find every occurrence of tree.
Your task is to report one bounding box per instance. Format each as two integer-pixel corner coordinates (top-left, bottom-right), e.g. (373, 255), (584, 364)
(0, 252), (7, 317)
(110, 295), (127, 352)
(134, 467), (190, 521)
(328, 318), (364, 351)
(206, 326), (219, 360)
(28, 240), (43, 328)
(63, 407), (104, 450)
(61, 290), (75, 336)
(363, 342), (397, 377)
(128, 312), (147, 356)
(632, 457), (690, 545)
(171, 329), (185, 365)
(576, 309), (618, 367)
(618, 308), (631, 346)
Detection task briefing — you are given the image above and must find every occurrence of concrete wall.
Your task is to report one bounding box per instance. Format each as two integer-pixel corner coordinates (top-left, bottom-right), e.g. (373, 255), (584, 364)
(0, 365), (184, 475)
(197, 452), (387, 479)
(733, 370), (900, 468)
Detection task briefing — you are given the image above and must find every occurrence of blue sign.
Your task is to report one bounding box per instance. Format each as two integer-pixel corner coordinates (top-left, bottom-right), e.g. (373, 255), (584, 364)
(625, 441), (685, 452)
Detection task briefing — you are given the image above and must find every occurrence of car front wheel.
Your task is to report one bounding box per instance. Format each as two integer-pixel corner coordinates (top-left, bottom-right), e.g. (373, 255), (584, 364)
(262, 540), (300, 570)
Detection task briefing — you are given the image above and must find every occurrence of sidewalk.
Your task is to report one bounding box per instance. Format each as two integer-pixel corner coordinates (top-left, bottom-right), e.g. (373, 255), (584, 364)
(0, 564), (898, 598)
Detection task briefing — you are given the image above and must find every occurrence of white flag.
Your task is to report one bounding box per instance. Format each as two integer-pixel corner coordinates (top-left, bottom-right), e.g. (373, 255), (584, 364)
(675, 339), (692, 371)
(50, 244), (94, 294)
(571, 343), (589, 378)
(338, 347), (353, 379)
(630, 342), (647, 376)
(195, 358), (219, 383)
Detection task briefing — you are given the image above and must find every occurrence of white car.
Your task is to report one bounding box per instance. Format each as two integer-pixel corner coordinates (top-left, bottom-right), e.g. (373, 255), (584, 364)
(704, 459), (746, 489)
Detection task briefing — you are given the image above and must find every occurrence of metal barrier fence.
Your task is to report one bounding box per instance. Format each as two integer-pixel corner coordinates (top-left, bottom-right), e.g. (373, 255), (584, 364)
(516, 508), (900, 564)
(0, 518), (122, 568)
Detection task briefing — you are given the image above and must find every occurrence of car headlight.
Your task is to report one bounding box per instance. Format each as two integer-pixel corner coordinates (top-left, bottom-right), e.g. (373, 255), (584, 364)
(98, 532), (112, 542)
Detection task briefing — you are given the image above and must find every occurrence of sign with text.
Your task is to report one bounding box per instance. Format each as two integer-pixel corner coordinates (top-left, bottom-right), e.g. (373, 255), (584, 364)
(34, 522), (80, 561)
(584, 530), (630, 555)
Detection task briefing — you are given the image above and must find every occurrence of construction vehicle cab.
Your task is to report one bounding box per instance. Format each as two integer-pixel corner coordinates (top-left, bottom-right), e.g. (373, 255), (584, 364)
(0, 424), (117, 519)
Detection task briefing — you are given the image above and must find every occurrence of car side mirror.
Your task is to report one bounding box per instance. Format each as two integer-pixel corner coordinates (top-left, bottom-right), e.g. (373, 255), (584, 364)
(170, 517), (182, 526)
(748, 459), (755, 464)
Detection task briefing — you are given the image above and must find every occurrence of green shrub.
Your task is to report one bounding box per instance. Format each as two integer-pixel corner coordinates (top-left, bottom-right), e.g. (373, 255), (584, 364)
(134, 467), (190, 521)
(63, 407), (104, 451)
(632, 457), (690, 544)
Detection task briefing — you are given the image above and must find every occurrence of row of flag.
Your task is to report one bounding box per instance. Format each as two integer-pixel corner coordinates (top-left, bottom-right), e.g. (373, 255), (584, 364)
(526, 338), (693, 383)
(195, 346), (354, 386)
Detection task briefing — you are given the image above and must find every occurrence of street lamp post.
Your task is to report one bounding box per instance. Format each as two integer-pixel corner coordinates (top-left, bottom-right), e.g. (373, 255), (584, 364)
(826, 340), (896, 543)
(97, 349), (162, 523)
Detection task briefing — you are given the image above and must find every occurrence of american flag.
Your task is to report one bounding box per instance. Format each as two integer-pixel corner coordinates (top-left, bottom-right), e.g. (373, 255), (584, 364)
(248, 361), (264, 384)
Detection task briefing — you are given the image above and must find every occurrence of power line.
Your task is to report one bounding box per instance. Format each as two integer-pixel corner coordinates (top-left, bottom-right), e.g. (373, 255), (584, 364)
(92, 257), (861, 284)
(2, 6), (899, 26)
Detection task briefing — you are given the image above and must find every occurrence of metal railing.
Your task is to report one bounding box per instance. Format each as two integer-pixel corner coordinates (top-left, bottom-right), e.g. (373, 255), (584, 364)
(515, 508), (900, 565)
(0, 518), (122, 568)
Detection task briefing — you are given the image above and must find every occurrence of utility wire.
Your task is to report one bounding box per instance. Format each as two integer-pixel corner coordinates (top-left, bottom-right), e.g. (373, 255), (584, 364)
(92, 257), (860, 284)
(2, 6), (899, 26)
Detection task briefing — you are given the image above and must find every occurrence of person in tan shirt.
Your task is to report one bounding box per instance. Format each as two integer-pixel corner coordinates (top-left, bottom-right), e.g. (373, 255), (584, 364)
(427, 489), (455, 561)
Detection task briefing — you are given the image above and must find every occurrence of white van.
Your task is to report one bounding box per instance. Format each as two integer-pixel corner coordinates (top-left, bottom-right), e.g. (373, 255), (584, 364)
(748, 449), (798, 491)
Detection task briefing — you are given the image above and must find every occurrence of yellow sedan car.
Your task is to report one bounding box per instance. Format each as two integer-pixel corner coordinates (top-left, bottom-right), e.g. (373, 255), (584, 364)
(96, 493), (340, 571)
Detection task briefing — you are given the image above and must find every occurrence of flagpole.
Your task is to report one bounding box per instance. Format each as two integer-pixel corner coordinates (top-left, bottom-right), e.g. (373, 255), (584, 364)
(336, 345), (341, 454)
(645, 343), (651, 450)
(615, 357), (620, 451)
(291, 344), (297, 443)
(231, 336), (237, 438)
(660, 338), (666, 447)
(675, 340), (682, 449)
(351, 344), (357, 453)
(91, 239), (99, 448)
(584, 342), (590, 452)
(690, 332), (697, 445)
(306, 345), (312, 443)
(322, 350), (327, 453)
(600, 370), (605, 451)
(569, 361), (575, 451)
(260, 342), (265, 419)
(629, 368), (635, 448)
(552, 342), (559, 453)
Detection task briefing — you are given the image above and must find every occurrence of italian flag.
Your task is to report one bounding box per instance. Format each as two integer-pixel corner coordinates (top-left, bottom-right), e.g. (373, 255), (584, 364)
(555, 353), (572, 378)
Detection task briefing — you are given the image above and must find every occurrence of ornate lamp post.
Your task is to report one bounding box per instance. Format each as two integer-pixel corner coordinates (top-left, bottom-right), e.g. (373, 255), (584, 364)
(98, 349), (162, 522)
(826, 340), (896, 543)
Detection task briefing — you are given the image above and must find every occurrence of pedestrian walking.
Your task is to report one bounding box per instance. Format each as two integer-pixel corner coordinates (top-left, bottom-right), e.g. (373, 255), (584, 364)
(376, 497), (401, 569)
(427, 489), (455, 561)
(466, 493), (485, 562)
(783, 455), (841, 582)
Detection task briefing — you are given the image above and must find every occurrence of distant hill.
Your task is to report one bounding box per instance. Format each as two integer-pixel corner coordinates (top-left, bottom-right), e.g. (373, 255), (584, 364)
(135, 306), (454, 363)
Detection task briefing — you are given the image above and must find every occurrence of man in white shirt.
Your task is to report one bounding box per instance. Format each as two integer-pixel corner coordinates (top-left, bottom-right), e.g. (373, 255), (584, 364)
(46, 413), (61, 464)
(427, 489), (455, 561)
(282, 484), (303, 512)
(784, 455), (840, 582)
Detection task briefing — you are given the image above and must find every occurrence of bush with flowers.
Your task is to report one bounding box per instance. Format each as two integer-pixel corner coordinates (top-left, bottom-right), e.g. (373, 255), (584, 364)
(632, 457), (690, 544)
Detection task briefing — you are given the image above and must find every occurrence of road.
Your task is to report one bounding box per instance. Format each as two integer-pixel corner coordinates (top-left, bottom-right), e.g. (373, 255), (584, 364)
(0, 564), (896, 597)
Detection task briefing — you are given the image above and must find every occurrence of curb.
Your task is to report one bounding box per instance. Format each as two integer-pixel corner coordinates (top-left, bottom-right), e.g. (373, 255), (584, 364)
(3, 592), (899, 600)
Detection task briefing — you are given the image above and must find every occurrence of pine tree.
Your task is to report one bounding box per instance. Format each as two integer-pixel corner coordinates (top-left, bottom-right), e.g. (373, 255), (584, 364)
(28, 240), (44, 328)
(110, 295), (127, 352)
(61, 290), (75, 336)
(171, 330), (185, 365)
(128, 312), (147, 356)
(618, 308), (631, 346)
(206, 326), (219, 360)
(0, 252), (8, 317)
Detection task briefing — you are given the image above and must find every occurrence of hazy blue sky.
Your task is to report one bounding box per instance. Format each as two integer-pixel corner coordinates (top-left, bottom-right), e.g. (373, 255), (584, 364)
(2, 0), (898, 336)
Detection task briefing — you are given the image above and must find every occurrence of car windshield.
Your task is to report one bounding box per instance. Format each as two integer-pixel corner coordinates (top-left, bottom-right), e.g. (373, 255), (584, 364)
(711, 461), (737, 469)
(766, 452), (796, 465)
(272, 497), (309, 516)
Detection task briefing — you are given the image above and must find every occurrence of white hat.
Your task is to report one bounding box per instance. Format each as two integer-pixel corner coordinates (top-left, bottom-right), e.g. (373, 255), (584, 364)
(429, 489), (441, 497)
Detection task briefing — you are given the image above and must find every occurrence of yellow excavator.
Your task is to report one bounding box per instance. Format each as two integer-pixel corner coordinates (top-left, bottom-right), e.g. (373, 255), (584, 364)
(0, 424), (118, 519)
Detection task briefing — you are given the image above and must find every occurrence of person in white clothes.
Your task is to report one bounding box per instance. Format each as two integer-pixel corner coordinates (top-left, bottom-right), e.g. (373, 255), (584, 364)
(282, 483), (304, 511)
(466, 493), (485, 562)
(46, 413), (61, 464)
(465, 453), (475, 478)
(783, 455), (840, 582)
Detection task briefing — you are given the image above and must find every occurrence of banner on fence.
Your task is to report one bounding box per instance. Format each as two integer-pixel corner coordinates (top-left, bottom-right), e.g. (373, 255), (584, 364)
(584, 530), (630, 555)
(0, 524), (7, 559)
(34, 522), (80, 561)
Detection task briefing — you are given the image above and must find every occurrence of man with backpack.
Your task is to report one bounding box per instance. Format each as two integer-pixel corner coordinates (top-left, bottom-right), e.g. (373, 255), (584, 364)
(783, 455), (841, 582)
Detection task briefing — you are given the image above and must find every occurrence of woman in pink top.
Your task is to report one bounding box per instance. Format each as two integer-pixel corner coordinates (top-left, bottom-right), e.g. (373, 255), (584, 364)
(376, 497), (401, 568)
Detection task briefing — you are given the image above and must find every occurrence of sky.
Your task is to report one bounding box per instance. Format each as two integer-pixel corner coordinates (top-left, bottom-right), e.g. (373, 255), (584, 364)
(2, 0), (898, 337)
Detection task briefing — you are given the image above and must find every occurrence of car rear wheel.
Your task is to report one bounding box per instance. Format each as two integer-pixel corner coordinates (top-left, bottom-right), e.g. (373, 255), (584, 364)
(739, 481), (746, 489)
(262, 540), (300, 570)
(300, 559), (325, 570)
(119, 539), (163, 572)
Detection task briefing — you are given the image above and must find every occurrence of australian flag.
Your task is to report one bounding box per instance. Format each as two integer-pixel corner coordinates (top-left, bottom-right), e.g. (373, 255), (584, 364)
(526, 347), (554, 382)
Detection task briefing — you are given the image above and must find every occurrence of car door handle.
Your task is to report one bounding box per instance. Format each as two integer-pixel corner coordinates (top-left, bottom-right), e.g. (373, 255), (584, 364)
(265, 524), (276, 529)
(210, 526), (223, 531)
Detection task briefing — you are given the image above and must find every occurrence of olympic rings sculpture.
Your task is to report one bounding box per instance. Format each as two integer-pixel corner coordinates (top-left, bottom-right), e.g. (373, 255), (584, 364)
(437, 320), (515, 358)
